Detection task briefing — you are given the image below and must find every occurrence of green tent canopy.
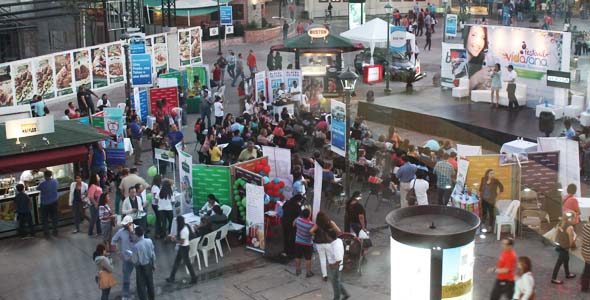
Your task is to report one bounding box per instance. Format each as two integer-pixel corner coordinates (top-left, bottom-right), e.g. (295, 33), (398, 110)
(272, 32), (365, 53)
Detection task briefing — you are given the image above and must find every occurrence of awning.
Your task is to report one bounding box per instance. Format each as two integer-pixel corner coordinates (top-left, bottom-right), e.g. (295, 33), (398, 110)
(272, 32), (365, 53)
(0, 145), (89, 173)
(151, 0), (233, 17)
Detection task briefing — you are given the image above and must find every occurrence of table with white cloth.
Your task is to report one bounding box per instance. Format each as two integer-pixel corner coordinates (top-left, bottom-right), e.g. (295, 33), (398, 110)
(578, 197), (590, 221)
(169, 212), (201, 236)
(500, 139), (538, 154)
(124, 138), (133, 155)
(535, 104), (564, 119)
(581, 112), (590, 127)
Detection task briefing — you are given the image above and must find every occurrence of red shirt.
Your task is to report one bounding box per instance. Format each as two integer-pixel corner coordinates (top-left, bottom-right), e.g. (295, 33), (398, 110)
(213, 68), (221, 81)
(496, 249), (517, 281)
(247, 53), (257, 68)
(563, 195), (580, 224)
(447, 158), (458, 170)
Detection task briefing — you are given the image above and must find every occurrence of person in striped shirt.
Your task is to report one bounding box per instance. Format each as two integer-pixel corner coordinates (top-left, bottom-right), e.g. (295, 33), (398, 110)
(581, 216), (590, 292)
(294, 209), (314, 277)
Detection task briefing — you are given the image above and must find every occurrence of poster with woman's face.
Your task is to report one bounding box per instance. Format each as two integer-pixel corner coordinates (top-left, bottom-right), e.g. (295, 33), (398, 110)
(54, 52), (73, 96)
(13, 61), (34, 104)
(0, 64), (14, 107)
(34, 56), (56, 99)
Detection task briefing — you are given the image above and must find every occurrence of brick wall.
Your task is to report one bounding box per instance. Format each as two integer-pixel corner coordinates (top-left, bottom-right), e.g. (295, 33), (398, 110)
(244, 26), (282, 43)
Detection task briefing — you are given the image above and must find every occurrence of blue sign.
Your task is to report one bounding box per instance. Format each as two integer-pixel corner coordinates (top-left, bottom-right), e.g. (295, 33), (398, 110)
(389, 26), (408, 53)
(330, 99), (346, 157)
(220, 6), (233, 26)
(445, 14), (458, 37)
(131, 54), (152, 86)
(131, 90), (149, 126)
(130, 36), (146, 54)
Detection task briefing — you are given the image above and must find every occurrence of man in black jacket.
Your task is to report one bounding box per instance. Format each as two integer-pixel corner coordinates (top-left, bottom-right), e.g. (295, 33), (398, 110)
(14, 184), (34, 238)
(281, 194), (304, 258)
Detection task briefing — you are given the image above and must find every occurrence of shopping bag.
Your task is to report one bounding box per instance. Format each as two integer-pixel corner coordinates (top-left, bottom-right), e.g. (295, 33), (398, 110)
(97, 271), (117, 289)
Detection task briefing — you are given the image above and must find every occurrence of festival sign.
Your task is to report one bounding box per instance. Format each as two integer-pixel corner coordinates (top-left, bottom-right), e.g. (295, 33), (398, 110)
(107, 43), (125, 84)
(186, 66), (208, 97)
(178, 29), (191, 66)
(0, 64), (13, 107)
(34, 56), (56, 100)
(131, 53), (153, 86)
(190, 27), (203, 64)
(330, 99), (346, 157)
(91, 47), (108, 89)
(192, 165), (232, 209)
(13, 60), (34, 104)
(262, 146), (293, 199)
(464, 25), (571, 100)
(178, 149), (194, 215)
(285, 69), (302, 89)
(268, 70), (284, 103)
(390, 26), (408, 53)
(73, 49), (91, 90)
(103, 107), (125, 166)
(246, 183), (265, 253)
(255, 71), (267, 103)
(54, 52), (74, 96)
(131, 89), (148, 125)
(348, 2), (365, 30)
(149, 86), (179, 115)
(152, 35), (169, 75)
(312, 161), (323, 222)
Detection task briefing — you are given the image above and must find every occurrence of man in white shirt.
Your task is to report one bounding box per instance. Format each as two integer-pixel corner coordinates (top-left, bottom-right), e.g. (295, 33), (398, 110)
(96, 94), (111, 111)
(277, 83), (289, 98)
(327, 230), (350, 300)
(289, 80), (302, 102)
(214, 97), (224, 126)
(504, 65), (519, 110)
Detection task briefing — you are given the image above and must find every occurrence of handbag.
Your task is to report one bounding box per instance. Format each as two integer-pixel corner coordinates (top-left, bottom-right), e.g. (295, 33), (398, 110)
(97, 271), (117, 289)
(358, 229), (373, 248)
(406, 180), (418, 206)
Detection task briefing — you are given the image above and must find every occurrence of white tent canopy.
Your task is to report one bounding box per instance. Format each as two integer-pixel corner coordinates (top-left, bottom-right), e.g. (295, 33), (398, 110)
(340, 18), (416, 65)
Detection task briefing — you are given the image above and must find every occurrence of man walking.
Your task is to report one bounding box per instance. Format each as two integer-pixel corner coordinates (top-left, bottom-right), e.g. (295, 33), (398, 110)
(283, 20), (290, 41)
(200, 89), (213, 128)
(112, 216), (137, 300)
(504, 65), (518, 110)
(267, 50), (275, 71)
(425, 29), (432, 51)
(327, 230), (350, 300)
(132, 226), (156, 300)
(247, 49), (257, 78)
(38, 170), (59, 237)
(433, 153), (455, 206)
(489, 238), (517, 300)
(396, 156), (417, 208)
(226, 50), (236, 82)
(232, 53), (245, 87)
(128, 115), (145, 166)
(216, 52), (227, 85)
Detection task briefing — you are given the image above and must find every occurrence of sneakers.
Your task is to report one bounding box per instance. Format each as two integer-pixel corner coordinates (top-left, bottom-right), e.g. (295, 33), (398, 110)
(566, 274), (577, 279)
(322, 276), (328, 282)
(551, 279), (563, 284)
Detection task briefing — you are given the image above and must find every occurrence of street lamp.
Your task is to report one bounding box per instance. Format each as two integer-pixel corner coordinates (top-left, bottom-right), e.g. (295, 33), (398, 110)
(443, 0), (448, 43)
(121, 25), (132, 108)
(217, 0), (222, 54)
(384, 2), (393, 94)
(338, 67), (358, 199)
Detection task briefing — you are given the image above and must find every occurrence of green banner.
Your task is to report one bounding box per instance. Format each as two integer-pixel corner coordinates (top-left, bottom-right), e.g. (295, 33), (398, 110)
(186, 66), (208, 97)
(192, 164), (232, 209)
(160, 71), (183, 88)
(348, 139), (358, 163)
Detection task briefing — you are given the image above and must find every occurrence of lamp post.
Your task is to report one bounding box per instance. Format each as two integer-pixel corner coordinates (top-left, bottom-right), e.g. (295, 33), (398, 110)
(338, 67), (358, 199)
(121, 14), (132, 108)
(443, 0), (448, 43)
(217, 0), (222, 54)
(384, 2), (392, 94)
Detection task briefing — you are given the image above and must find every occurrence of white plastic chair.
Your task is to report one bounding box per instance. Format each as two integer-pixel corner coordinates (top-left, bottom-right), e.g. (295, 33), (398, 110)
(564, 94), (585, 119)
(221, 205), (232, 218)
(494, 200), (520, 240)
(187, 237), (202, 272)
(215, 224), (231, 257)
(117, 103), (126, 111)
(198, 231), (219, 267)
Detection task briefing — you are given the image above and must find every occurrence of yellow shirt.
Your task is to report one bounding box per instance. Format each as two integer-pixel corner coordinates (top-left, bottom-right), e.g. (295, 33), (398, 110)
(209, 146), (222, 162)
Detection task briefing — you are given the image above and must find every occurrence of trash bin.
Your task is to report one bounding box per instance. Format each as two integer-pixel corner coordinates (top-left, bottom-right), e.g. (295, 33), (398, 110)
(187, 96), (201, 114)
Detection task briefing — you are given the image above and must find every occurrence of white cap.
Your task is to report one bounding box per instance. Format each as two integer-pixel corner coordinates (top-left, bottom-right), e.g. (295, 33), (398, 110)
(121, 215), (134, 225)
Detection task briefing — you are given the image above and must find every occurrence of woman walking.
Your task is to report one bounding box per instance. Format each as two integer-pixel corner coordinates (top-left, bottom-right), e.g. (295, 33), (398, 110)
(94, 243), (116, 300)
(69, 175), (88, 233)
(98, 193), (115, 252)
(479, 169), (504, 231)
(166, 215), (198, 284)
(88, 172), (103, 237)
(310, 211), (342, 282)
(151, 175), (162, 238)
(513, 256), (535, 299)
(344, 191), (367, 235)
(158, 179), (176, 237)
(490, 64), (502, 108)
(551, 213), (577, 284)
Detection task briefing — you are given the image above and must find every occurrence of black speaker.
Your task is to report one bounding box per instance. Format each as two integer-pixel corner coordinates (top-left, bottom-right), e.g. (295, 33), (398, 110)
(539, 111), (555, 137)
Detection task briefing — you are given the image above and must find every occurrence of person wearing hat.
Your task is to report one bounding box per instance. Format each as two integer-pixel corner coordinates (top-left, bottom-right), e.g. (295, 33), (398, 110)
(112, 216), (137, 300)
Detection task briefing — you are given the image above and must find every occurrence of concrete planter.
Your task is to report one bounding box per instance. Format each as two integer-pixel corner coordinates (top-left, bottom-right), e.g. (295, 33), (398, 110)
(244, 26), (282, 43)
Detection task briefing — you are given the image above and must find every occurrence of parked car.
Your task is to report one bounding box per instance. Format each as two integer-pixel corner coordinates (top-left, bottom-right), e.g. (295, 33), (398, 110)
(353, 48), (426, 83)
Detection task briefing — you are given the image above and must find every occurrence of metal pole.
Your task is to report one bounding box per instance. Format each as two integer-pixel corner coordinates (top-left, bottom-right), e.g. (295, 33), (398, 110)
(345, 90), (351, 199)
(81, 9), (86, 47)
(103, 0), (109, 42)
(123, 43), (132, 108)
(443, 2), (447, 43)
(279, 0), (282, 19)
(385, 12), (391, 94)
(217, 0), (222, 54)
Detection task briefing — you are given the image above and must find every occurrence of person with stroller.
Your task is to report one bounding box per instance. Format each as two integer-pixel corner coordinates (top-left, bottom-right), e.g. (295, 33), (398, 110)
(344, 191), (366, 235)
(310, 211), (342, 282)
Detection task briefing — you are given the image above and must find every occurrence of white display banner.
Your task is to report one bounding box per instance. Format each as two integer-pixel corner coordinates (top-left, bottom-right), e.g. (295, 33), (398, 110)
(262, 145), (293, 199)
(268, 70), (284, 103)
(312, 161), (323, 222)
(5, 115), (54, 139)
(456, 144), (482, 157)
(452, 158), (470, 196)
(154, 148), (175, 163)
(537, 137), (581, 197)
(390, 238), (431, 300)
(440, 42), (466, 88)
(255, 71), (267, 103)
(178, 149), (194, 215)
(464, 25), (571, 101)
(246, 183), (265, 253)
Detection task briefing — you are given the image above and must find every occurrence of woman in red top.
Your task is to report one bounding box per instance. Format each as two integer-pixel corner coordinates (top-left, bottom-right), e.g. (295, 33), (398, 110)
(563, 184), (581, 225)
(212, 63), (222, 88)
(273, 121), (287, 146)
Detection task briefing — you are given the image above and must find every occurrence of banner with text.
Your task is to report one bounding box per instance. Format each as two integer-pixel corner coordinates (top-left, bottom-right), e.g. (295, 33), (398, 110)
(192, 164), (232, 209)
(178, 149), (194, 215)
(330, 99), (346, 157)
(246, 183), (265, 253)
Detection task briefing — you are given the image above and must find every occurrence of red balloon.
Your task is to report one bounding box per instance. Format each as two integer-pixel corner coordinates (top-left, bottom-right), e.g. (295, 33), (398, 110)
(278, 181), (285, 188)
(263, 166), (271, 175)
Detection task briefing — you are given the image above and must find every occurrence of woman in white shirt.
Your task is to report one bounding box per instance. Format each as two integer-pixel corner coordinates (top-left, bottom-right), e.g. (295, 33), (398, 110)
(158, 179), (176, 236)
(200, 194), (220, 216)
(513, 256), (535, 300)
(166, 215), (198, 284)
(69, 175), (88, 233)
(214, 96), (224, 126)
(410, 172), (430, 205)
(151, 175), (162, 238)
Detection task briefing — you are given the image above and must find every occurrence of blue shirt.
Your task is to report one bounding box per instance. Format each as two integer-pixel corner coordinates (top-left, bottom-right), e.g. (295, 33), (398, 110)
(132, 236), (156, 266)
(566, 127), (576, 139)
(231, 122), (244, 134)
(168, 131), (184, 148)
(129, 122), (142, 139)
(38, 178), (58, 205)
(396, 163), (417, 183)
(112, 227), (136, 261)
(295, 217), (314, 246)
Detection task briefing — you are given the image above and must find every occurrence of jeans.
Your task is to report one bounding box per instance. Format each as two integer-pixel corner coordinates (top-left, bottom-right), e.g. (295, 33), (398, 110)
(101, 288), (111, 300)
(136, 264), (155, 300)
(249, 66), (257, 79)
(232, 68), (245, 86)
(88, 205), (102, 236)
(17, 212), (35, 237)
(507, 83), (518, 109)
(316, 243), (331, 278)
(552, 247), (571, 279)
(328, 267), (349, 300)
(152, 205), (161, 237)
(72, 201), (86, 231)
(122, 260), (134, 298)
(41, 202), (59, 235)
(489, 279), (514, 300)
(131, 138), (142, 164)
(482, 199), (496, 229)
(200, 109), (211, 129)
(227, 65), (235, 80)
(220, 68), (226, 84)
(436, 187), (452, 206)
(169, 245), (197, 281)
(582, 263), (590, 292)
(399, 182), (412, 208)
(159, 210), (173, 237)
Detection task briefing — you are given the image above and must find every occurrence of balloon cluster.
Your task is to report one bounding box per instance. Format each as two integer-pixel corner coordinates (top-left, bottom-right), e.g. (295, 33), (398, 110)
(254, 160), (271, 177)
(264, 178), (286, 203)
(233, 178), (248, 220)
